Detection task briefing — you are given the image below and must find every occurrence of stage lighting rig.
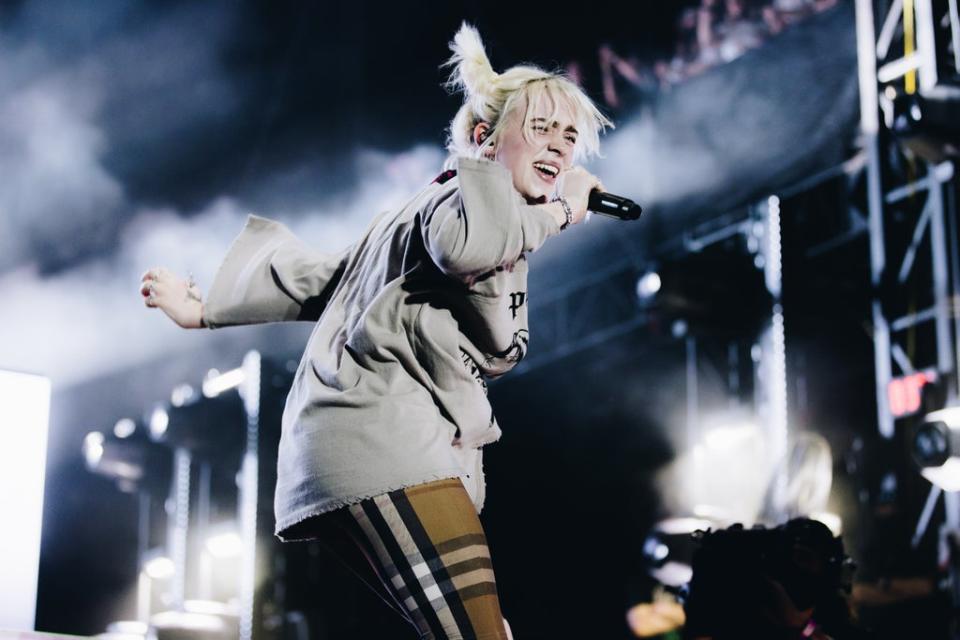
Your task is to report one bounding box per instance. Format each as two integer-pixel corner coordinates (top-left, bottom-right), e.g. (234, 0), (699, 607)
(82, 422), (172, 493)
(641, 517), (716, 589)
(632, 235), (773, 339)
(891, 85), (960, 162)
(147, 384), (245, 459)
(913, 406), (960, 491)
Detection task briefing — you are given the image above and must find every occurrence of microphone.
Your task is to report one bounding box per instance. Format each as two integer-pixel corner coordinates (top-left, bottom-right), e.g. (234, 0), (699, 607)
(588, 190), (643, 220)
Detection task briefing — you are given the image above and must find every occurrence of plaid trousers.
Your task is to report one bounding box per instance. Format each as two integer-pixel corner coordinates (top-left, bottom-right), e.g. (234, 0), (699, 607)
(301, 477), (510, 640)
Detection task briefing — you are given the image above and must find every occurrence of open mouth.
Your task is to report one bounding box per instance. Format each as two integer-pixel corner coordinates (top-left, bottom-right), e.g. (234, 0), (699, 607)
(533, 161), (559, 183)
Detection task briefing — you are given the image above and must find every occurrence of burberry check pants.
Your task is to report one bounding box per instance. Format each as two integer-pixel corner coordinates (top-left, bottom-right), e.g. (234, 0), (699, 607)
(310, 477), (511, 640)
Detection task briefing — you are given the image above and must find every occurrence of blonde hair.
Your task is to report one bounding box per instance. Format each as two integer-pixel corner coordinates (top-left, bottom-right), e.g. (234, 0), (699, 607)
(443, 23), (613, 163)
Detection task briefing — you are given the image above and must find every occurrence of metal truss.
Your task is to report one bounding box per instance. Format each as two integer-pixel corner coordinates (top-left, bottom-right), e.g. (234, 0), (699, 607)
(511, 137), (867, 378)
(238, 351), (262, 640)
(511, 256), (646, 376)
(515, 1), (960, 451)
(855, 0), (960, 582)
(511, 210), (762, 377)
(855, 0), (960, 439)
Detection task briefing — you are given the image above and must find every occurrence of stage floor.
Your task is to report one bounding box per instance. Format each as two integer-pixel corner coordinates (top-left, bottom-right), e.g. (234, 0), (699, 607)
(0, 632), (89, 639)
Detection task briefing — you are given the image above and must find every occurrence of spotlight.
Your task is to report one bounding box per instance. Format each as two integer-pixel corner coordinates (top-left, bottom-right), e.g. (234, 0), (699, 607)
(702, 424), (757, 451)
(144, 554), (175, 580)
(205, 530), (243, 559)
(641, 517), (715, 588)
(113, 418), (137, 439)
(914, 420), (950, 467)
(671, 319), (688, 339)
(149, 406), (169, 440)
(171, 384), (196, 407)
(636, 270), (662, 304)
(643, 536), (670, 565)
(83, 431), (105, 468)
(913, 407), (960, 491)
(82, 428), (172, 493)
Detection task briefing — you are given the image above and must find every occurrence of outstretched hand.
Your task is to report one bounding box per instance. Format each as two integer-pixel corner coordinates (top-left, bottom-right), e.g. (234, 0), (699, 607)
(140, 267), (204, 329)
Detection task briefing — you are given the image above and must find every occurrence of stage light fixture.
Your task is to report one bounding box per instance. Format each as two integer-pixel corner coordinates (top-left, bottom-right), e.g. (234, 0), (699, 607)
(684, 410), (770, 526)
(171, 383), (196, 407)
(636, 270), (662, 304)
(83, 431), (105, 468)
(643, 536), (670, 565)
(641, 517), (712, 588)
(913, 407), (960, 491)
(205, 530), (243, 559)
(702, 423), (757, 451)
(82, 430), (142, 486)
(202, 367), (246, 398)
(144, 555), (175, 580)
(113, 418), (137, 439)
(149, 406), (169, 440)
(82, 428), (172, 493)
(671, 319), (688, 339)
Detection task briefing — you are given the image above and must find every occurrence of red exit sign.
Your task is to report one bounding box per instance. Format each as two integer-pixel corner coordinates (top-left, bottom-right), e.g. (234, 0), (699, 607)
(888, 371), (937, 418)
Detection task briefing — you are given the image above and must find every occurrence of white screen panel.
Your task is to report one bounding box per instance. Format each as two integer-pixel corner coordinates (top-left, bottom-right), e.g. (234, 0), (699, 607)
(0, 370), (51, 631)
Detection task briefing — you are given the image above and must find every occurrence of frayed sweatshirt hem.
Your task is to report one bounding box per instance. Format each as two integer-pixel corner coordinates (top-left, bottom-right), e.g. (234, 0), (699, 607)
(274, 468), (473, 542)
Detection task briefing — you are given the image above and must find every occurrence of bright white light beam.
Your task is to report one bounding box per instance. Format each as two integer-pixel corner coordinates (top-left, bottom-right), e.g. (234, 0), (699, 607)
(202, 368), (245, 398)
(0, 369), (52, 631)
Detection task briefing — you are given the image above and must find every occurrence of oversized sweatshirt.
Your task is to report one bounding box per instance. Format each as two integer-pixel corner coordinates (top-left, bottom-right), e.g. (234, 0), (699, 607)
(202, 156), (562, 540)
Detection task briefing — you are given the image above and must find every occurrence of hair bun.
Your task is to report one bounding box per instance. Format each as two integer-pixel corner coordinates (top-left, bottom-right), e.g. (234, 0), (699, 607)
(445, 22), (500, 100)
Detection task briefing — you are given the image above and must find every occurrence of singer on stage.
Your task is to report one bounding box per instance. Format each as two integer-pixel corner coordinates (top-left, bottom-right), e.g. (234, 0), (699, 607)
(140, 23), (611, 639)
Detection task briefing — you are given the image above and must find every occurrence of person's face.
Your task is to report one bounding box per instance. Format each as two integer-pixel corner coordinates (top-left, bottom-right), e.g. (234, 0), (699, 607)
(480, 95), (579, 203)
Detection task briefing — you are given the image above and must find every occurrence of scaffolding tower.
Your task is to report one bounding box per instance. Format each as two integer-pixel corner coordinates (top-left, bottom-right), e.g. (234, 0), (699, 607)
(854, 0), (960, 438)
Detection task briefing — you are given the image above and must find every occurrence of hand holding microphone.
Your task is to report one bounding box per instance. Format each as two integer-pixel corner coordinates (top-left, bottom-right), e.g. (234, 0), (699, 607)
(556, 166), (601, 226)
(557, 166), (642, 227)
(587, 189), (643, 220)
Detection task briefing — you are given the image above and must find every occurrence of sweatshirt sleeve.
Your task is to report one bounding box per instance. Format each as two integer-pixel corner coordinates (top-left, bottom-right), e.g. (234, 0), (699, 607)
(421, 156), (561, 281)
(203, 214), (350, 329)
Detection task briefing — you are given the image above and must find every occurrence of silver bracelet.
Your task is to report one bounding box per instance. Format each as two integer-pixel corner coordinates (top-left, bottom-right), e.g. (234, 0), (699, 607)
(185, 271), (202, 303)
(555, 196), (573, 230)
